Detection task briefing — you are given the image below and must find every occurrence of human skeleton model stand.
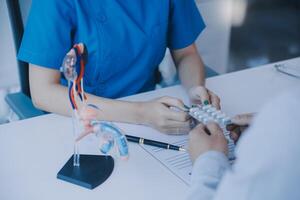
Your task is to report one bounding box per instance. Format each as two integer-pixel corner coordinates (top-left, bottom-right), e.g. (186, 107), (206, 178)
(61, 43), (129, 167)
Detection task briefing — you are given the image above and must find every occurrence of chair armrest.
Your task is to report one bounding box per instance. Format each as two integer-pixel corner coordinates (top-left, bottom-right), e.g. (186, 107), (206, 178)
(5, 92), (45, 120)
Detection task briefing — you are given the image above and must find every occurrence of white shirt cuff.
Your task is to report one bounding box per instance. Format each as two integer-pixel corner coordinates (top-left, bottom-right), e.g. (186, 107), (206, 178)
(192, 151), (230, 182)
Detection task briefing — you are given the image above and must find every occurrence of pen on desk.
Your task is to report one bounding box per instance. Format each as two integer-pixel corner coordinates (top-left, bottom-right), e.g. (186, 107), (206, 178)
(125, 135), (187, 152)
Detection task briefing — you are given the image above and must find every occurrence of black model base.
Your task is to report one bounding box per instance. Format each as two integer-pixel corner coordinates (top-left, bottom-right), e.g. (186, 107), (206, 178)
(57, 154), (114, 189)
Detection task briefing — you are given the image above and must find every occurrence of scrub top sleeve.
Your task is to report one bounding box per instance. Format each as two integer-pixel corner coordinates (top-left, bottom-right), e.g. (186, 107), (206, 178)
(18, 0), (75, 70)
(167, 0), (206, 50)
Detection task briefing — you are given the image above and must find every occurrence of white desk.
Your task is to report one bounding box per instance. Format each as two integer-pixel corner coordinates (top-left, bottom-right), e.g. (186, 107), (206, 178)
(0, 58), (299, 200)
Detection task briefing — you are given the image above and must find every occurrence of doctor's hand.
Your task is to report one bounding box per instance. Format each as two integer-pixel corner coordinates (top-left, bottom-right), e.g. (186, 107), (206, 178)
(76, 105), (99, 142)
(188, 123), (228, 163)
(141, 96), (191, 134)
(188, 86), (221, 109)
(226, 113), (254, 143)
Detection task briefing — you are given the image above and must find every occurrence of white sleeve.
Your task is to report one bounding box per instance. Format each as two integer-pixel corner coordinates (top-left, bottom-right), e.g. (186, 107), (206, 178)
(188, 88), (300, 200)
(187, 151), (230, 200)
(212, 89), (300, 200)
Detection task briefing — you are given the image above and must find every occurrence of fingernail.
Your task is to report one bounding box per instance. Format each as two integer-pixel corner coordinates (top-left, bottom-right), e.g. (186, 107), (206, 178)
(183, 104), (190, 110)
(203, 100), (209, 105)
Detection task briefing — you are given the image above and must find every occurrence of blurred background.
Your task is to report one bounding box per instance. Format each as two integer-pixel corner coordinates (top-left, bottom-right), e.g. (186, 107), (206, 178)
(0, 0), (300, 123)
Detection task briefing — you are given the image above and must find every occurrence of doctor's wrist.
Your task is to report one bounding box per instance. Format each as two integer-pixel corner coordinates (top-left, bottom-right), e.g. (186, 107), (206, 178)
(134, 102), (149, 125)
(134, 101), (160, 126)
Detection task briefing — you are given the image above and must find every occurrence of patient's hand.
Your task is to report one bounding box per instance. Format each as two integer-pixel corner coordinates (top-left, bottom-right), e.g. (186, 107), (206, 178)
(188, 122), (228, 163)
(226, 113), (254, 143)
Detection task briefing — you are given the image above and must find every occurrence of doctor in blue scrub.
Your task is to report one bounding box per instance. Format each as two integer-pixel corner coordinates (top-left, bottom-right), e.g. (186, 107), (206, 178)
(18, 0), (220, 134)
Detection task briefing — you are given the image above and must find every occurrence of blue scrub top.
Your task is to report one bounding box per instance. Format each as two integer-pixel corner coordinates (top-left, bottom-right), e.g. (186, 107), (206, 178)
(18, 0), (205, 98)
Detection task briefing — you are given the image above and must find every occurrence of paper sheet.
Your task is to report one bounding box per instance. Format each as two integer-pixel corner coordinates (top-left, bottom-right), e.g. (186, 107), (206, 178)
(139, 136), (192, 185)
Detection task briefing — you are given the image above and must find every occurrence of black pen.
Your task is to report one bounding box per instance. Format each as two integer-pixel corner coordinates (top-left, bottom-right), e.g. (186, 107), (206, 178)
(125, 135), (186, 152)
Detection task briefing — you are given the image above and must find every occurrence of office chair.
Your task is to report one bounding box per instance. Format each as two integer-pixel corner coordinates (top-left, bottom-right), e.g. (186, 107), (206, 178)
(5, 0), (218, 120)
(5, 0), (44, 120)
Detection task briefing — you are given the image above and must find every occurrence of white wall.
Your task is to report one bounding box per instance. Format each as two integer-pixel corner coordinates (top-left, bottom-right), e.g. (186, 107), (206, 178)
(196, 0), (232, 73)
(159, 0), (233, 84)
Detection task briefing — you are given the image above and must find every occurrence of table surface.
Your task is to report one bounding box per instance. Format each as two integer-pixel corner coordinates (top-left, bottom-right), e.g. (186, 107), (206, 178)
(1, 57), (299, 200)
